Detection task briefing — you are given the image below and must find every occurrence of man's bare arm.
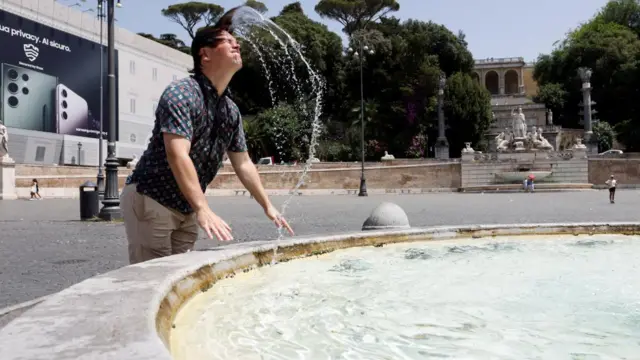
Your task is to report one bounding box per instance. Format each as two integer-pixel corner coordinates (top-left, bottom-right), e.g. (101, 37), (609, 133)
(227, 151), (271, 210)
(164, 133), (208, 212)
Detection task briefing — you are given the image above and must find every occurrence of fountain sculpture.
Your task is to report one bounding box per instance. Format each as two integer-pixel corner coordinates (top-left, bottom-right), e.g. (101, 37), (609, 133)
(493, 107), (554, 152)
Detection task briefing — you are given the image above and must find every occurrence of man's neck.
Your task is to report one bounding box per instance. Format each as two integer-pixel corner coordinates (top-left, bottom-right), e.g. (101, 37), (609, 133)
(201, 68), (233, 96)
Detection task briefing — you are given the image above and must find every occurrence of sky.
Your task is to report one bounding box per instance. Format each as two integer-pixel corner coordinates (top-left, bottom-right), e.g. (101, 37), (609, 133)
(86, 0), (609, 62)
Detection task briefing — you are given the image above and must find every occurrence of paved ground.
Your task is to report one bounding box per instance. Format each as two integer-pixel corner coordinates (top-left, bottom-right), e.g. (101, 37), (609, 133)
(1, 190), (639, 309)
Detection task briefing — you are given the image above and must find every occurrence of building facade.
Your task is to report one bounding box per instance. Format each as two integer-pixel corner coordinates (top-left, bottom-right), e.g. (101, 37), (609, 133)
(0, 0), (191, 166)
(472, 57), (562, 150)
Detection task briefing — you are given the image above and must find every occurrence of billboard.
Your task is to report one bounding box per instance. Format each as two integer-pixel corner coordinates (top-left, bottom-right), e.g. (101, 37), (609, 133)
(0, 9), (118, 140)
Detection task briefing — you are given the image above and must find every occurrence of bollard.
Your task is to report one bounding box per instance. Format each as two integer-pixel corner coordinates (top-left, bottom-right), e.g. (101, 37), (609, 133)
(79, 181), (99, 220)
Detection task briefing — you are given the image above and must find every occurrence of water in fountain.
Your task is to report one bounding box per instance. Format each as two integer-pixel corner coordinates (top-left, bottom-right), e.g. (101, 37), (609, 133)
(172, 234), (640, 359)
(230, 7), (325, 244)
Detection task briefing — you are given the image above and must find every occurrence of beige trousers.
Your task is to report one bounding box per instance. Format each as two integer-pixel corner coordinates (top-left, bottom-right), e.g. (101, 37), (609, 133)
(120, 184), (199, 264)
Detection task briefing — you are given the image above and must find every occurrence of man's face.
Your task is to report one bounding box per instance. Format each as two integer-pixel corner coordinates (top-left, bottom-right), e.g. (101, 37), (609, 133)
(200, 31), (242, 73)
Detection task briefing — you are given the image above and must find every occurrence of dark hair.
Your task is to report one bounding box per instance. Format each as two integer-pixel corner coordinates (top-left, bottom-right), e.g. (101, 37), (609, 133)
(32, 178), (37, 183)
(189, 6), (241, 74)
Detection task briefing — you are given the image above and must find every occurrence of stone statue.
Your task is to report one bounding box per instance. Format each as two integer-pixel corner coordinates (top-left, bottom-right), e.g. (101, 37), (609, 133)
(532, 127), (553, 150)
(547, 109), (553, 125)
(573, 138), (587, 149)
(381, 151), (395, 161)
(511, 107), (527, 139)
(0, 123), (9, 159)
(494, 132), (510, 152)
(462, 142), (475, 154)
(126, 155), (139, 169)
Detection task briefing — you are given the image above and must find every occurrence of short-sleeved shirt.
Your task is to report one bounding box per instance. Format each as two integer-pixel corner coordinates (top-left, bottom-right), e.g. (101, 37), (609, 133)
(126, 73), (247, 214)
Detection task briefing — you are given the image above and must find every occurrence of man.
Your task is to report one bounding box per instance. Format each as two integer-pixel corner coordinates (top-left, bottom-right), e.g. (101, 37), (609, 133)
(121, 8), (294, 264)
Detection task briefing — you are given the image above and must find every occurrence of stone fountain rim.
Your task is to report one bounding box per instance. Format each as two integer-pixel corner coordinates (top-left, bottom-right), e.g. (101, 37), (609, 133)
(1, 222), (639, 360)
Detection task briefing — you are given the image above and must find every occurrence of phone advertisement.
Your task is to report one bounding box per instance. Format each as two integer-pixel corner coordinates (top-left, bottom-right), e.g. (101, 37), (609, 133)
(0, 9), (119, 140)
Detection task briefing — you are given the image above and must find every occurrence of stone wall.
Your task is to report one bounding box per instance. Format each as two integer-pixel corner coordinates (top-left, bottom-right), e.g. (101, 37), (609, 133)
(589, 158), (640, 186)
(461, 150), (589, 188)
(13, 161), (461, 198)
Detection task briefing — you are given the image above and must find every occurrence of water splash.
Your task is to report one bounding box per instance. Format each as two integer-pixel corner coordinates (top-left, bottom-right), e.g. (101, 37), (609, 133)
(230, 7), (325, 258)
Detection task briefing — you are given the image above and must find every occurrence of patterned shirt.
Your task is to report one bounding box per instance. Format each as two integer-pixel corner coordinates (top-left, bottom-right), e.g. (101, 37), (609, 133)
(126, 73), (247, 214)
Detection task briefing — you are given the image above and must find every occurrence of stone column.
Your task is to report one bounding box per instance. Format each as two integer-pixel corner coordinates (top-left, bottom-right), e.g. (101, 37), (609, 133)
(435, 72), (449, 159)
(578, 67), (598, 154)
(499, 70), (505, 95)
(0, 156), (17, 200)
(519, 67), (525, 95)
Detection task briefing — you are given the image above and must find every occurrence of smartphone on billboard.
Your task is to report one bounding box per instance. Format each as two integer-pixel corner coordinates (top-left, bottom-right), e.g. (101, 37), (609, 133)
(1, 63), (57, 133)
(56, 83), (89, 135)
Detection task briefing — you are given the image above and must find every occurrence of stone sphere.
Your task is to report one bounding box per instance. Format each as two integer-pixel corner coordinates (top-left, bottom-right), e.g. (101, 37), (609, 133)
(362, 202), (410, 231)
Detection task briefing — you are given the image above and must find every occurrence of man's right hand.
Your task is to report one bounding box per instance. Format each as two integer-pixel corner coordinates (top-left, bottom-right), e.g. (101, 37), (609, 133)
(196, 207), (233, 241)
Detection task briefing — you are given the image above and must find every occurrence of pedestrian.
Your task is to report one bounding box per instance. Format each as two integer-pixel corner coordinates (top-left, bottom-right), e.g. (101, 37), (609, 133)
(120, 7), (294, 265)
(525, 174), (535, 193)
(29, 178), (42, 200)
(605, 175), (617, 204)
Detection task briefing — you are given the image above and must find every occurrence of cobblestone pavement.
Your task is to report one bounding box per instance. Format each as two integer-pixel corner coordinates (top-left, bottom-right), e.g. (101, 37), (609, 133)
(1, 190), (639, 308)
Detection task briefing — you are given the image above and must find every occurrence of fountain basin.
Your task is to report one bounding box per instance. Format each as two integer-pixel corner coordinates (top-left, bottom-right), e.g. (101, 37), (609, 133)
(495, 170), (552, 183)
(1, 222), (639, 359)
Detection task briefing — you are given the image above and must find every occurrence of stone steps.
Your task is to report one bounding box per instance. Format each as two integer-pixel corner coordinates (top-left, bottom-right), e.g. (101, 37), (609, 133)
(460, 183), (594, 193)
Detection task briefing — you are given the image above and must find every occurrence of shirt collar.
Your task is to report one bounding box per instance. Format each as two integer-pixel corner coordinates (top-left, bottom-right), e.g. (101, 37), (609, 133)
(194, 72), (231, 99)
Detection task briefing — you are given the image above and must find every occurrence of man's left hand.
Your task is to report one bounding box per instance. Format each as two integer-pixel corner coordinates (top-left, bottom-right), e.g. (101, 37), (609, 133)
(264, 206), (294, 236)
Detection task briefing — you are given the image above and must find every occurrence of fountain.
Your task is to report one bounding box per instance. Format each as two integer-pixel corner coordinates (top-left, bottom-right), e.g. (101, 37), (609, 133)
(460, 107), (591, 191)
(1, 219), (639, 359)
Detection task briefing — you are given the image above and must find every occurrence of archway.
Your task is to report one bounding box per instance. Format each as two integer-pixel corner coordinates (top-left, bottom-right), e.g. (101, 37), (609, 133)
(485, 71), (499, 95)
(505, 69), (519, 94)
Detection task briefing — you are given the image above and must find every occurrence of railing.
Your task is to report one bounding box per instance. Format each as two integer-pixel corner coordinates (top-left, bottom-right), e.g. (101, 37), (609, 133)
(474, 57), (525, 65)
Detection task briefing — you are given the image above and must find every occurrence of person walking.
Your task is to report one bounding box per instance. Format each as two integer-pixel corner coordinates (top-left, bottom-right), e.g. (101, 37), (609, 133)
(29, 179), (42, 200)
(121, 8), (294, 264)
(605, 175), (617, 204)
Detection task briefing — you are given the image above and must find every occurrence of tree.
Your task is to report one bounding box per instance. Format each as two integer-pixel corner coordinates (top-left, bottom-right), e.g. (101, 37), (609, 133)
(161, 2), (224, 39)
(244, 0), (268, 14)
(444, 72), (493, 157)
(533, 20), (640, 127)
(533, 83), (567, 120)
(281, 2), (304, 15)
(137, 32), (190, 54)
(254, 103), (309, 162)
(315, 0), (400, 35)
(593, 120), (616, 152)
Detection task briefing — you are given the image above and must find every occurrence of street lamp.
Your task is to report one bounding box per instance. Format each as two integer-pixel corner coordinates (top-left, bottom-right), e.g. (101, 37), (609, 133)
(98, 0), (121, 220)
(96, 0), (105, 199)
(348, 40), (374, 197)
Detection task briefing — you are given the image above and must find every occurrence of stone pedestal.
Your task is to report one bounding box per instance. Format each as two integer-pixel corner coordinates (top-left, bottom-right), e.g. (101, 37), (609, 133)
(0, 156), (17, 200)
(435, 138), (449, 159)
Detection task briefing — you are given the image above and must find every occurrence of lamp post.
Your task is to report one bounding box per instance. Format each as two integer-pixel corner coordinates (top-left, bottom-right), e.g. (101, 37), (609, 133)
(435, 72), (449, 159)
(96, 0), (105, 199)
(348, 39), (374, 197)
(98, 0), (121, 220)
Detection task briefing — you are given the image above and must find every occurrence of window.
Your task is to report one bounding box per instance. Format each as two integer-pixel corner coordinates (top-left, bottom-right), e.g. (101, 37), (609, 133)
(151, 100), (158, 114)
(172, 74), (178, 81)
(129, 98), (136, 113)
(129, 60), (135, 74)
(152, 68), (158, 81)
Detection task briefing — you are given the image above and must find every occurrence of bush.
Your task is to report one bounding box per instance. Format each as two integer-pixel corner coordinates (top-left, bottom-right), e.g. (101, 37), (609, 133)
(593, 121), (615, 152)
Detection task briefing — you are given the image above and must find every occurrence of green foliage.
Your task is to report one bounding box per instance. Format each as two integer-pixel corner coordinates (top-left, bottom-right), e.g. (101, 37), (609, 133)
(253, 103), (310, 162)
(614, 119), (640, 151)
(244, 0), (268, 14)
(533, 83), (567, 120)
(593, 121), (616, 152)
(161, 2), (224, 39)
(315, 0), (400, 35)
(280, 2), (304, 15)
(444, 72), (493, 157)
(533, 1), (640, 149)
(137, 33), (190, 54)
